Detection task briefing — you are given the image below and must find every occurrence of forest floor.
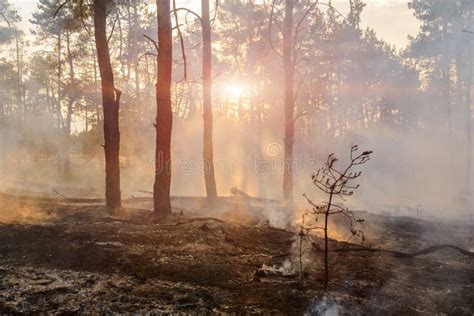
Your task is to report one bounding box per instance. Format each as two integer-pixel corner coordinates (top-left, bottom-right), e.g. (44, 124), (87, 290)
(0, 193), (473, 314)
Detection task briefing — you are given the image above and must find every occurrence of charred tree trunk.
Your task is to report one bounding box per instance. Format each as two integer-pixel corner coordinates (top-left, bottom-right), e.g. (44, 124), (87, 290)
(93, 0), (122, 213)
(283, 0), (295, 202)
(153, 0), (173, 218)
(202, 0), (218, 208)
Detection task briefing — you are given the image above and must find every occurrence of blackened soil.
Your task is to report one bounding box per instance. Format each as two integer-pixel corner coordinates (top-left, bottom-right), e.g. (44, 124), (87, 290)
(0, 195), (473, 314)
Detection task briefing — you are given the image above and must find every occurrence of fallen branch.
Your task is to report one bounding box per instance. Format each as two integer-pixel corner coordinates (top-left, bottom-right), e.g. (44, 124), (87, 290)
(231, 187), (251, 198)
(134, 190), (153, 195)
(0, 192), (105, 204)
(329, 244), (474, 258)
(52, 189), (68, 199)
(172, 217), (226, 226)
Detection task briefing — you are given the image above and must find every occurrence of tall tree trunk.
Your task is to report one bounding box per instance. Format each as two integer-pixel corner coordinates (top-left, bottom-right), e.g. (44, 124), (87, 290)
(94, 0), (122, 213)
(132, 3), (140, 104)
(92, 43), (101, 125)
(57, 33), (62, 130)
(202, 0), (218, 208)
(46, 82), (52, 115)
(57, 32), (63, 172)
(15, 33), (22, 117)
(85, 106), (89, 132)
(465, 7), (473, 207)
(283, 0), (295, 202)
(64, 30), (75, 174)
(145, 51), (151, 106)
(132, 2), (140, 154)
(154, 0), (173, 218)
(442, 18), (453, 168)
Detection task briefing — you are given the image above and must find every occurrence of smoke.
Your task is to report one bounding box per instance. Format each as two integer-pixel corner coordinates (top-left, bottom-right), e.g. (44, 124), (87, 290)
(1, 105), (471, 222)
(0, 0), (472, 225)
(0, 193), (57, 224)
(305, 296), (344, 316)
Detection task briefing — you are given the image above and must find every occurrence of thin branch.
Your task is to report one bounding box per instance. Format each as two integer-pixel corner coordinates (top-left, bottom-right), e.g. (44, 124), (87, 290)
(294, 109), (311, 123)
(302, 193), (320, 211)
(143, 34), (159, 52)
(294, 0), (319, 43)
(171, 8), (202, 23)
(107, 12), (120, 43)
(268, 0), (283, 58)
(53, 0), (71, 18)
(0, 12), (11, 27)
(210, 0), (219, 27)
(173, 0), (187, 82)
(318, 2), (347, 20)
(79, 0), (92, 36)
(137, 52), (158, 65)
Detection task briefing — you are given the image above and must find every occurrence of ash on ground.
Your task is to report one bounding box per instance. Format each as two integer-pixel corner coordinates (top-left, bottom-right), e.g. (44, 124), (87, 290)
(0, 194), (473, 314)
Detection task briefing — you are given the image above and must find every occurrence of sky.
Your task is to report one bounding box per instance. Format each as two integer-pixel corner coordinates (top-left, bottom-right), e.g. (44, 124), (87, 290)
(354, 0), (421, 48)
(15, 0), (420, 48)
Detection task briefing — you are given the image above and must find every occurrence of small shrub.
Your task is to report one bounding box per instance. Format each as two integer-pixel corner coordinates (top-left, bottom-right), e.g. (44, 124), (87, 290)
(300, 145), (372, 289)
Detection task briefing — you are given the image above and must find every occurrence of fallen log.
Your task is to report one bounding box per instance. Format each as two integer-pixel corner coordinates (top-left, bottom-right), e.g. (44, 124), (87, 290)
(231, 187), (251, 198)
(0, 192), (105, 204)
(230, 187), (284, 206)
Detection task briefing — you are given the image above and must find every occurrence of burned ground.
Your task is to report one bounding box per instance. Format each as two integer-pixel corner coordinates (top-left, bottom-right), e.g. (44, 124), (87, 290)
(0, 194), (473, 314)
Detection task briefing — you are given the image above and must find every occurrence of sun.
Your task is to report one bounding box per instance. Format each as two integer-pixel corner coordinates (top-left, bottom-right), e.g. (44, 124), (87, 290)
(224, 83), (247, 99)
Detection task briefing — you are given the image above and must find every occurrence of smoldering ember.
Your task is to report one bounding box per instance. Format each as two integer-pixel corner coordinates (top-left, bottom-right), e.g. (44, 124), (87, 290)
(0, 0), (473, 314)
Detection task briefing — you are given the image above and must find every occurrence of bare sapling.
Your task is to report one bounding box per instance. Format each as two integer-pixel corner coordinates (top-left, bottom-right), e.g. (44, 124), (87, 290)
(300, 145), (372, 289)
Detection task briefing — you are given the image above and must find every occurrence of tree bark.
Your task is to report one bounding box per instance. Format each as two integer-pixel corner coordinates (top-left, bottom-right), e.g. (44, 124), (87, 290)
(15, 31), (22, 116)
(442, 18), (453, 168)
(93, 0), (122, 213)
(202, 0), (218, 208)
(465, 7), (472, 206)
(56, 32), (63, 173)
(132, 3), (140, 104)
(64, 30), (75, 174)
(57, 32), (62, 130)
(92, 43), (101, 125)
(153, 0), (173, 218)
(283, 0), (295, 202)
